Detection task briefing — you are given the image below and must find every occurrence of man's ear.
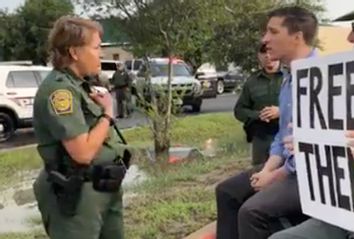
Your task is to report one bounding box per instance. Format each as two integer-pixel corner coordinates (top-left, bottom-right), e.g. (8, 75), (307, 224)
(294, 31), (304, 43)
(68, 47), (78, 61)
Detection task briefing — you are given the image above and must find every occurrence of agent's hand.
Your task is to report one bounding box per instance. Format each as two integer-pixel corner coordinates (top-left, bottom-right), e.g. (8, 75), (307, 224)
(250, 169), (275, 191)
(90, 92), (113, 118)
(259, 106), (279, 122)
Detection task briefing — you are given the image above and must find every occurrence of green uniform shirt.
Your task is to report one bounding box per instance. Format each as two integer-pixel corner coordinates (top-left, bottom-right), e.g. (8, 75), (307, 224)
(111, 70), (131, 88)
(234, 69), (283, 123)
(33, 68), (126, 167)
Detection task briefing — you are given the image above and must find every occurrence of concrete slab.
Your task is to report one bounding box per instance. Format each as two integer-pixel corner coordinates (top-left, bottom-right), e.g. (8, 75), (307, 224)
(184, 221), (216, 239)
(143, 147), (203, 163)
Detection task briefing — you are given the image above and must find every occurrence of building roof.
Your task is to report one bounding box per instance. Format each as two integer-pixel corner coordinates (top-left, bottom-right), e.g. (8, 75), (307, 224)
(334, 10), (354, 21)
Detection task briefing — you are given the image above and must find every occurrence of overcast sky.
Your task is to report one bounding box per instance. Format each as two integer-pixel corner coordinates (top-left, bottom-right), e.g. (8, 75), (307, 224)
(0, 0), (353, 22)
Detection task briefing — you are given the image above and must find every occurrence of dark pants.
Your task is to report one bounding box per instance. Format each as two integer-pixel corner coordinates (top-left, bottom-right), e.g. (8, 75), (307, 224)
(115, 88), (130, 118)
(269, 219), (349, 239)
(251, 135), (274, 165)
(215, 165), (307, 239)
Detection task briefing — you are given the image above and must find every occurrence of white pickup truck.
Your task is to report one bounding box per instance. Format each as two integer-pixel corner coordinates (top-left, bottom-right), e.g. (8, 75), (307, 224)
(135, 58), (203, 112)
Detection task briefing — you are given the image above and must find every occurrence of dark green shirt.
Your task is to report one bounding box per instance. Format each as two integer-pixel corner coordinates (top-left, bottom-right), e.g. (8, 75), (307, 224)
(33, 69), (126, 167)
(111, 70), (131, 88)
(234, 69), (282, 123)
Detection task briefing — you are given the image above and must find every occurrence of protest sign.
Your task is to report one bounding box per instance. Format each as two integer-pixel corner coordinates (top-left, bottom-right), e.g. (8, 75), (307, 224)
(293, 50), (354, 231)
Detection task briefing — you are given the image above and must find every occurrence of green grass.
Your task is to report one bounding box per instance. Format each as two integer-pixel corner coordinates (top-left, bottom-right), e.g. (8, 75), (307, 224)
(0, 229), (47, 239)
(125, 153), (250, 239)
(125, 187), (216, 239)
(0, 147), (41, 189)
(0, 113), (245, 187)
(124, 112), (243, 147)
(0, 112), (250, 239)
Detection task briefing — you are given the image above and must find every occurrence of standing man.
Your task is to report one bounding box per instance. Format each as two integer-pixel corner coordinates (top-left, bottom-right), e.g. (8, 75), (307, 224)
(269, 10), (354, 239)
(234, 43), (282, 165)
(215, 6), (318, 239)
(111, 62), (132, 118)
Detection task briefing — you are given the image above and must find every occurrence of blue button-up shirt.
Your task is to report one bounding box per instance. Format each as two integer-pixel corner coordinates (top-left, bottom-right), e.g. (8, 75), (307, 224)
(269, 49), (317, 174)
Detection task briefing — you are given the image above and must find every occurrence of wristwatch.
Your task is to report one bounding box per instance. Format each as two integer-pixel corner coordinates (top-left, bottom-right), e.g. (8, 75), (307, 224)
(100, 113), (114, 126)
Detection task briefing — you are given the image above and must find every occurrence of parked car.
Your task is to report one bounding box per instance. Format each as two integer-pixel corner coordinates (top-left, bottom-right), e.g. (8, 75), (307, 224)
(195, 72), (217, 98)
(124, 59), (143, 76)
(135, 58), (203, 112)
(216, 66), (246, 94)
(197, 63), (246, 94)
(0, 65), (52, 141)
(100, 59), (123, 80)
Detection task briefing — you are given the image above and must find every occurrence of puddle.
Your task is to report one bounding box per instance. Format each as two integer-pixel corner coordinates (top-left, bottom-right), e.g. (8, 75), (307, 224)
(0, 165), (147, 234)
(0, 203), (40, 233)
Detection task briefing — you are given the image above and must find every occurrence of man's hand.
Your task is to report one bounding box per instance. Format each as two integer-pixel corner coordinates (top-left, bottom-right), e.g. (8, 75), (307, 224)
(259, 106), (279, 122)
(346, 130), (354, 158)
(284, 123), (294, 155)
(90, 92), (113, 118)
(250, 169), (276, 191)
(251, 167), (288, 191)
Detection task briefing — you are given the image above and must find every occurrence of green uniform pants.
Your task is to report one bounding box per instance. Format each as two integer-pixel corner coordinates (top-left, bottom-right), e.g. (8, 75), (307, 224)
(251, 135), (274, 165)
(33, 170), (124, 239)
(115, 88), (132, 118)
(269, 218), (349, 239)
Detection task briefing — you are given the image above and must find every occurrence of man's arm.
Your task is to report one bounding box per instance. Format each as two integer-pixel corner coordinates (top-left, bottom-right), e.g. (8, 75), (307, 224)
(263, 131), (284, 171)
(234, 79), (259, 123)
(110, 71), (117, 86)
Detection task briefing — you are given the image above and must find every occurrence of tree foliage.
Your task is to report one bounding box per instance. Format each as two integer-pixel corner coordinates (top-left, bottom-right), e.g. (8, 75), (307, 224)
(113, 0), (224, 72)
(78, 0), (325, 72)
(0, 0), (73, 64)
(76, 0), (325, 159)
(207, 0), (325, 72)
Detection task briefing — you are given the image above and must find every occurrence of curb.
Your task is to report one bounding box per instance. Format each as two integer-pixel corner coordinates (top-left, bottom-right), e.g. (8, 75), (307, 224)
(184, 222), (216, 239)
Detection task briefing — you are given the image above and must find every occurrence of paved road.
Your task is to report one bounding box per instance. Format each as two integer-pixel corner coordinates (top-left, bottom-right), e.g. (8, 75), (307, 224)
(0, 93), (238, 150)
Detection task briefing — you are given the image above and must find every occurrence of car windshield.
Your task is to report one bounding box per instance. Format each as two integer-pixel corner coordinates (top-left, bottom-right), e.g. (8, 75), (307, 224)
(150, 63), (191, 77)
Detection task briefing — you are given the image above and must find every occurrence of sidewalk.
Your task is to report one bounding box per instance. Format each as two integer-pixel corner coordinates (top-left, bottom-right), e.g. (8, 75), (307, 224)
(184, 221), (216, 239)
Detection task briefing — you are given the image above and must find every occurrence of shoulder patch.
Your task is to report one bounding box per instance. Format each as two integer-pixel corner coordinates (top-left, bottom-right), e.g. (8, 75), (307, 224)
(50, 89), (73, 115)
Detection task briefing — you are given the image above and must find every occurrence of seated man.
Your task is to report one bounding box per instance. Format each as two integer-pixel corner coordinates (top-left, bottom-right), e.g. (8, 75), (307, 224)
(215, 6), (318, 239)
(269, 10), (354, 239)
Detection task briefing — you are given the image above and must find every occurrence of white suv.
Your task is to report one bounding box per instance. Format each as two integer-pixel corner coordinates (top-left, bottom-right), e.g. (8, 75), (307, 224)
(0, 65), (51, 141)
(101, 59), (123, 80)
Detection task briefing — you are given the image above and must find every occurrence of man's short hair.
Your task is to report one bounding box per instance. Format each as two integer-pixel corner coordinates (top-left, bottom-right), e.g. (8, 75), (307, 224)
(268, 6), (318, 46)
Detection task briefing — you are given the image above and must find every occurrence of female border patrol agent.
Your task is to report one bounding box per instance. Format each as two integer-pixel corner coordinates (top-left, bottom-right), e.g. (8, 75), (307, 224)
(33, 16), (130, 239)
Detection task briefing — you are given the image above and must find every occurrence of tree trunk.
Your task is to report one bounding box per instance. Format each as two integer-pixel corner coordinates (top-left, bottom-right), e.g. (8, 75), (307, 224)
(153, 116), (170, 160)
(153, 54), (173, 162)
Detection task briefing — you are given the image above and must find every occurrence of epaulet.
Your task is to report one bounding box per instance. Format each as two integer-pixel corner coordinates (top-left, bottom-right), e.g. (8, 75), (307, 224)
(247, 70), (262, 81)
(53, 70), (69, 83)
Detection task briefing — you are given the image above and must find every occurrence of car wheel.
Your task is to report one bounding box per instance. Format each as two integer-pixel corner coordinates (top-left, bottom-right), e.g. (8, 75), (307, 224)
(0, 112), (15, 142)
(192, 99), (202, 112)
(217, 79), (224, 94)
(192, 104), (201, 112)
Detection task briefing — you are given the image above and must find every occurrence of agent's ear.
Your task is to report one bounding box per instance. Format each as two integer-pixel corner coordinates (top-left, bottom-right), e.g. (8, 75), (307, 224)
(68, 47), (78, 61)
